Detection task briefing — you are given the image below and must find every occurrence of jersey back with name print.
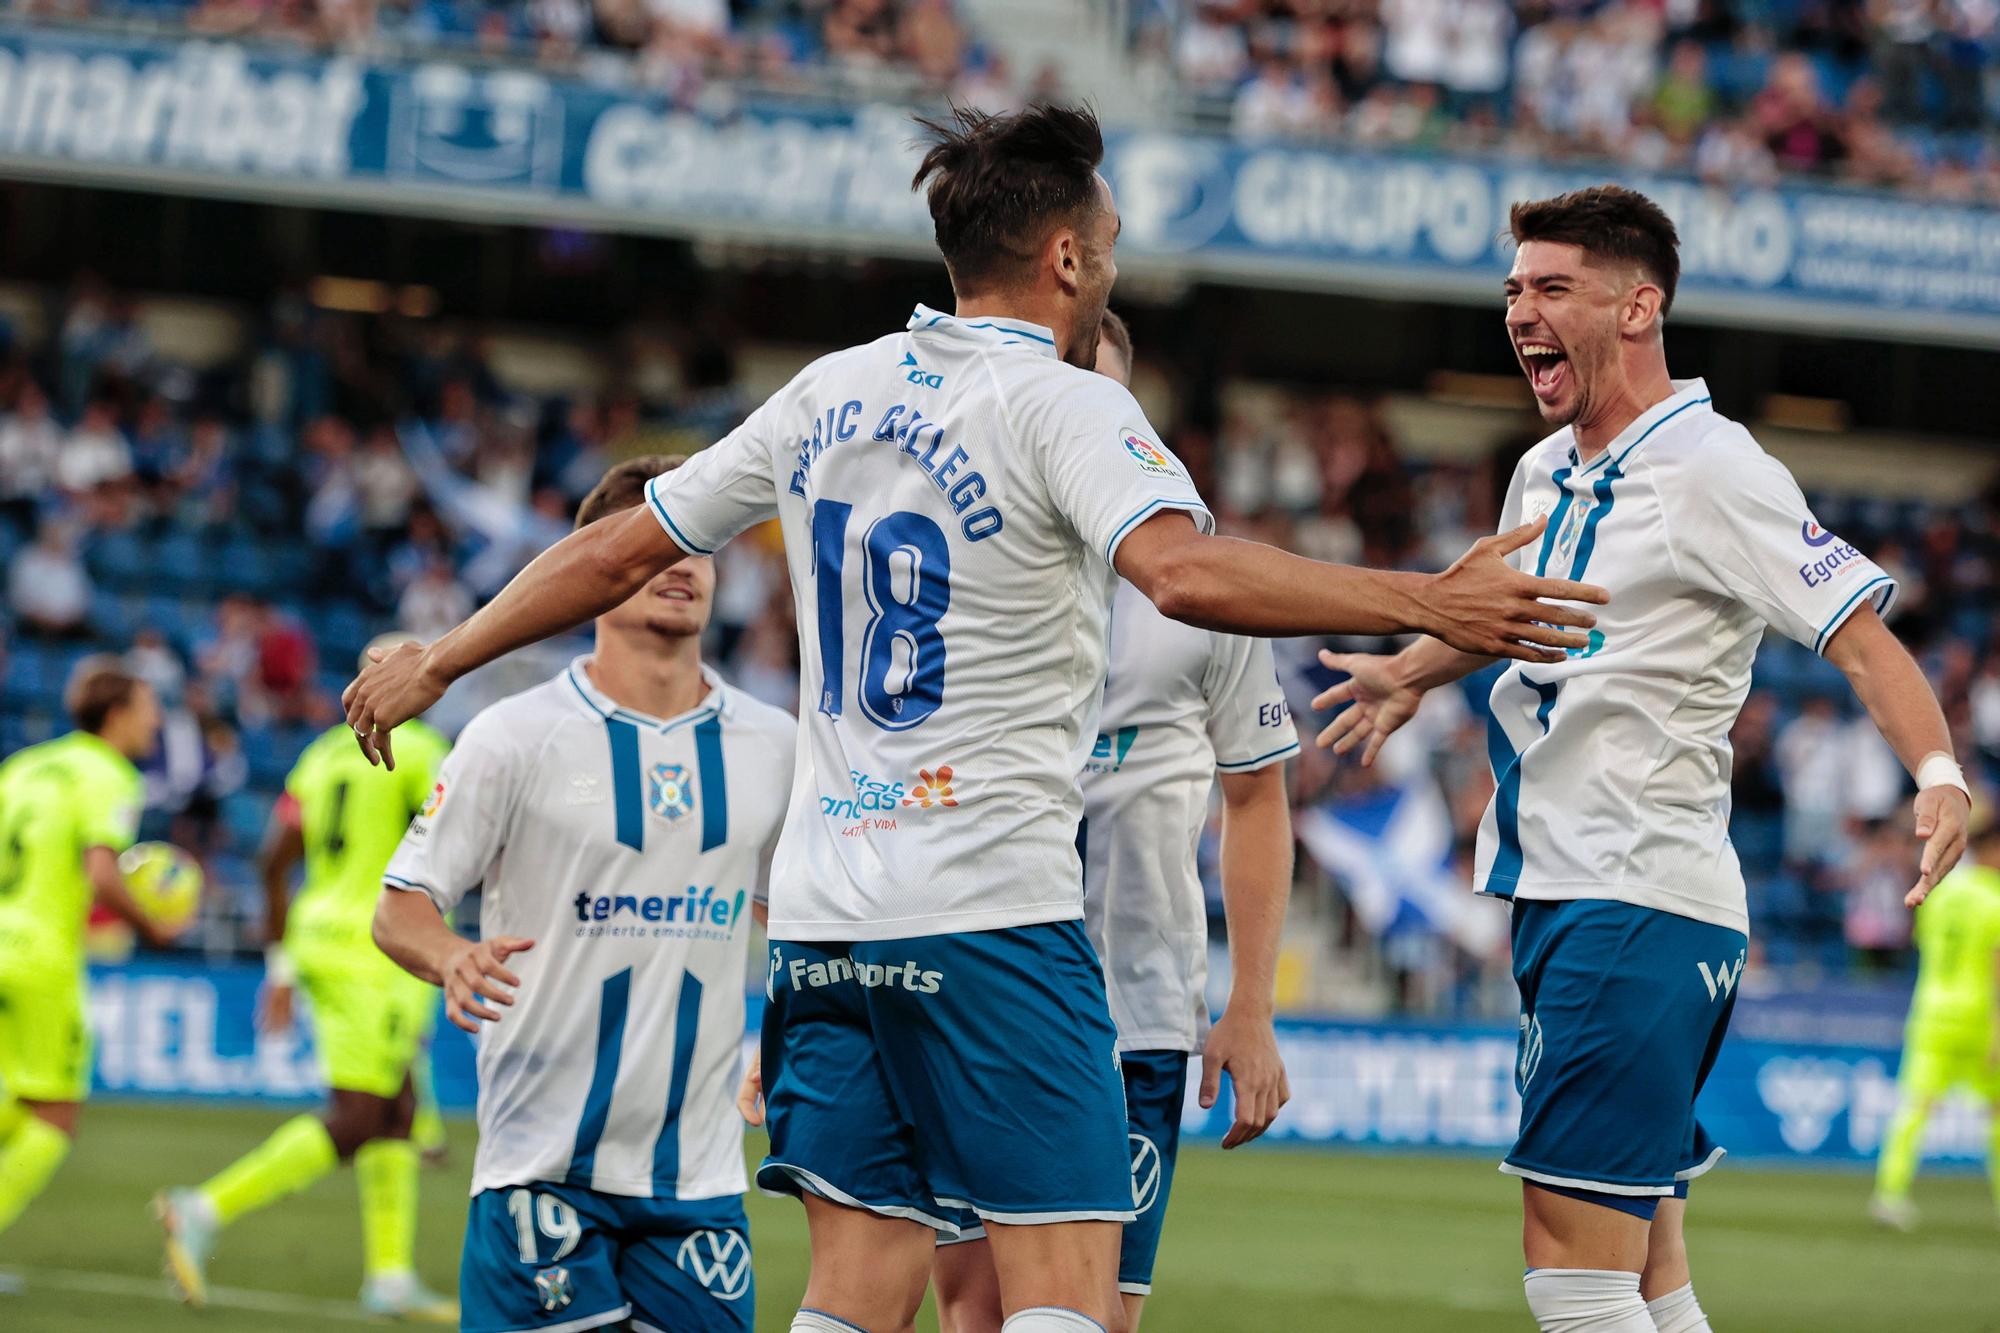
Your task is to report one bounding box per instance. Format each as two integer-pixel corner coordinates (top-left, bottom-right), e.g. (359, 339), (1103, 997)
(383, 660), (795, 1202)
(1478, 379), (1897, 934)
(645, 305), (1211, 942)
(1082, 581), (1298, 1053)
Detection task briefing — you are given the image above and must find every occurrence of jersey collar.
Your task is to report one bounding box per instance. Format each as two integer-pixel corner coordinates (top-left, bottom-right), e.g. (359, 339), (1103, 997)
(563, 655), (729, 733)
(907, 303), (1059, 359)
(1567, 377), (1713, 476)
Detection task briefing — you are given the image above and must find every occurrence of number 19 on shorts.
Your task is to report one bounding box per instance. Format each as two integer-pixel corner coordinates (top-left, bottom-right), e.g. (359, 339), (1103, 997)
(812, 500), (951, 731)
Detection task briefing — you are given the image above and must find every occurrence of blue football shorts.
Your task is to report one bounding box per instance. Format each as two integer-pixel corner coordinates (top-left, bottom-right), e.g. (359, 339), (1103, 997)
(758, 919), (1134, 1232)
(1505, 897), (1746, 1215)
(459, 1184), (752, 1333)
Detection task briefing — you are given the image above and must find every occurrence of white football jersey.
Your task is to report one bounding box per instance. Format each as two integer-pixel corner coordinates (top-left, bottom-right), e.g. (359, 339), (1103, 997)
(1477, 379), (1897, 933)
(645, 305), (1211, 941)
(1083, 581), (1298, 1053)
(383, 659), (795, 1200)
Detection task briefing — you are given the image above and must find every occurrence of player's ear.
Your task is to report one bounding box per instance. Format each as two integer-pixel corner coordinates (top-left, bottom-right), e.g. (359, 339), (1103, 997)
(1050, 226), (1081, 297)
(1625, 282), (1664, 338)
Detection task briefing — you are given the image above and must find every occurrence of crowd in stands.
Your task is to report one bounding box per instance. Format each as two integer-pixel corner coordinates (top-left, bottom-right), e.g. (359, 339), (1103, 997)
(2, 274), (1996, 1014)
(1140, 0), (2000, 201)
(16, 0), (1065, 108)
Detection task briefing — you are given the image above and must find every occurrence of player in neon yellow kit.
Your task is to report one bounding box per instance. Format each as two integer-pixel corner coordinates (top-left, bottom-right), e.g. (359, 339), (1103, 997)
(1871, 806), (2000, 1230)
(156, 637), (454, 1321)
(0, 659), (179, 1290)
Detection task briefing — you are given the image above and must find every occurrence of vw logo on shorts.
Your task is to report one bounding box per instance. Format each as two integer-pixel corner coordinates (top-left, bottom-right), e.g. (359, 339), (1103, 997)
(676, 1228), (751, 1301)
(1518, 1012), (1544, 1090)
(534, 1265), (573, 1312)
(1128, 1133), (1163, 1214)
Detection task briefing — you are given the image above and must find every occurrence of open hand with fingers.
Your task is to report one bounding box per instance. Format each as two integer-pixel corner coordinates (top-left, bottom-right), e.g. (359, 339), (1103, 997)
(1905, 786), (1971, 908)
(1425, 516), (1607, 663)
(1202, 1007), (1290, 1149)
(441, 935), (535, 1033)
(1313, 650), (1425, 768)
(342, 640), (448, 770)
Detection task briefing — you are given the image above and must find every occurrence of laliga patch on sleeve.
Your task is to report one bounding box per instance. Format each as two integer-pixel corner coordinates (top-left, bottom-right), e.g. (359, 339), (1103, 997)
(1120, 427), (1181, 479)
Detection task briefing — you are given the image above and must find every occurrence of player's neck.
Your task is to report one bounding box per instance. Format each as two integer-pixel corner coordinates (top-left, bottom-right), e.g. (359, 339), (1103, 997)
(584, 637), (710, 722)
(954, 290), (1071, 359)
(1572, 358), (1676, 460)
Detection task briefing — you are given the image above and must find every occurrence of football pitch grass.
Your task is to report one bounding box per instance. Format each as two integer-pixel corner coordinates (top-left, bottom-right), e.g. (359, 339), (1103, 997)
(2, 1103), (1995, 1331)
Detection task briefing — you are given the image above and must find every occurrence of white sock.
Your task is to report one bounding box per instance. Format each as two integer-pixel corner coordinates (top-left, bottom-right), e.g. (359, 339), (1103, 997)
(791, 1312), (867, 1332)
(1645, 1283), (1713, 1333)
(1524, 1268), (1657, 1332)
(1001, 1309), (1106, 1332)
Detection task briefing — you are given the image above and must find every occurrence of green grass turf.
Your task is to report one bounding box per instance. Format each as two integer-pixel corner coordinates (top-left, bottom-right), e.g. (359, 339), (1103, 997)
(1, 1102), (1995, 1331)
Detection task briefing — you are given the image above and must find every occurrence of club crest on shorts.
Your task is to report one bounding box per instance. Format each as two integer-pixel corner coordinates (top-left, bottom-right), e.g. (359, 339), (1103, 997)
(534, 1265), (573, 1312)
(1517, 1012), (1544, 1089)
(676, 1228), (751, 1301)
(648, 762), (695, 823)
(1128, 1132), (1163, 1213)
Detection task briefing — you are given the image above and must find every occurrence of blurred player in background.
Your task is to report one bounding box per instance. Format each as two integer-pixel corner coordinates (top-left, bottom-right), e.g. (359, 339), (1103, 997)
(1870, 802), (2000, 1230)
(155, 633), (455, 1321)
(929, 311), (1298, 1333)
(0, 659), (177, 1285)
(341, 104), (1605, 1333)
(1315, 186), (1970, 1333)
(372, 457), (794, 1333)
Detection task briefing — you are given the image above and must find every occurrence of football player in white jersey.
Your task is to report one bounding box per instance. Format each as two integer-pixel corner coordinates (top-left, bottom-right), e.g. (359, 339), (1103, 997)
(929, 311), (1300, 1333)
(1315, 186), (1972, 1333)
(370, 457), (795, 1333)
(342, 105), (1609, 1333)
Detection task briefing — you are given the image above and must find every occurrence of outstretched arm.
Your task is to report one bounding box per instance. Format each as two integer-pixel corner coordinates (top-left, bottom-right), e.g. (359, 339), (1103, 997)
(1823, 605), (1971, 906)
(1115, 512), (1606, 663)
(342, 504), (685, 767)
(1312, 639), (1493, 768)
(373, 887), (535, 1034)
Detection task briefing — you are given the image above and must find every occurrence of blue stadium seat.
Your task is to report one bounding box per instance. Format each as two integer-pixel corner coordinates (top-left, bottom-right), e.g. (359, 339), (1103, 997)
(89, 589), (135, 643)
(215, 537), (280, 596)
(317, 602), (373, 668)
(84, 529), (149, 588)
(221, 790), (273, 848)
(151, 531), (210, 594)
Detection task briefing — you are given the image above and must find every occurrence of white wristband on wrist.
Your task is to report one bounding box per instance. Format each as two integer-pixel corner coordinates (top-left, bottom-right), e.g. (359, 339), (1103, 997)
(1915, 752), (1971, 801)
(264, 944), (297, 987)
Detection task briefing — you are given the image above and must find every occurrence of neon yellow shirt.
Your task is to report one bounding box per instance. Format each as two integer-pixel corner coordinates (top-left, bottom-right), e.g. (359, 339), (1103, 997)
(283, 721), (450, 960)
(1909, 863), (2000, 1039)
(0, 731), (143, 972)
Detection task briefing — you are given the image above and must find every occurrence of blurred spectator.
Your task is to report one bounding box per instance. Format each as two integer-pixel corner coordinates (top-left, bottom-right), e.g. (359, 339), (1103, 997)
(0, 382), (59, 530)
(128, 627), (189, 703)
(1777, 695), (1851, 867)
(58, 399), (134, 497)
(397, 555), (476, 641)
(6, 520), (92, 638)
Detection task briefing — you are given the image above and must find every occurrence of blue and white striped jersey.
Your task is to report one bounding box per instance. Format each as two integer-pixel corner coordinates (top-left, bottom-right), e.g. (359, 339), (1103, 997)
(383, 659), (794, 1201)
(1477, 379), (1897, 933)
(645, 305), (1211, 942)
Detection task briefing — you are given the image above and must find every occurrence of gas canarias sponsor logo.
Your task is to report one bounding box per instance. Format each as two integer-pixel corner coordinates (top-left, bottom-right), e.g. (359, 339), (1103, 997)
(570, 885), (748, 941)
(785, 953), (943, 994)
(820, 769), (907, 821)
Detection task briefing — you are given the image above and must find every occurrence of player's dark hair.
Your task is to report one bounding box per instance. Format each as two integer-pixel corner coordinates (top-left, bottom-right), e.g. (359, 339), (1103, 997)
(66, 656), (144, 734)
(575, 454), (685, 530)
(912, 103), (1106, 294)
(1098, 307), (1132, 364)
(1508, 186), (1681, 317)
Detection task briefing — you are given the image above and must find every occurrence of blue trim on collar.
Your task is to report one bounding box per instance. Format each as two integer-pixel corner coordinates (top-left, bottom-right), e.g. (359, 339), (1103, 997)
(565, 661), (724, 734)
(907, 304), (1059, 357)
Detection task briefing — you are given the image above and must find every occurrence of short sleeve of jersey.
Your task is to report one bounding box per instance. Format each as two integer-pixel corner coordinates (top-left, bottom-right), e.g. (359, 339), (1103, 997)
(1661, 432), (1897, 655)
(77, 756), (142, 853)
(1203, 633), (1300, 773)
(644, 398), (783, 557)
(1029, 374), (1212, 565)
(399, 723), (450, 817)
(382, 712), (522, 914)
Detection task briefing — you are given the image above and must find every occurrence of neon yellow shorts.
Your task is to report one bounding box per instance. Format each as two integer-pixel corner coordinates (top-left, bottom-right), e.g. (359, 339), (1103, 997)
(295, 952), (437, 1100)
(1898, 1025), (2000, 1103)
(0, 966), (90, 1104)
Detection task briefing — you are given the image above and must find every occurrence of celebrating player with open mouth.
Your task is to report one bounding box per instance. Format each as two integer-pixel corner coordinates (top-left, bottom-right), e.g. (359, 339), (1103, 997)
(341, 103), (1607, 1333)
(371, 457), (795, 1333)
(1314, 185), (1972, 1333)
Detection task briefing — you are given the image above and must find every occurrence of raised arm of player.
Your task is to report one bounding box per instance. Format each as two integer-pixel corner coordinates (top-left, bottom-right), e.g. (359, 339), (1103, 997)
(1822, 605), (1972, 906)
(342, 504), (686, 767)
(372, 888), (535, 1035)
(1115, 512), (1606, 663)
(1202, 764), (1294, 1149)
(86, 845), (179, 950)
(1310, 639), (1495, 767)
